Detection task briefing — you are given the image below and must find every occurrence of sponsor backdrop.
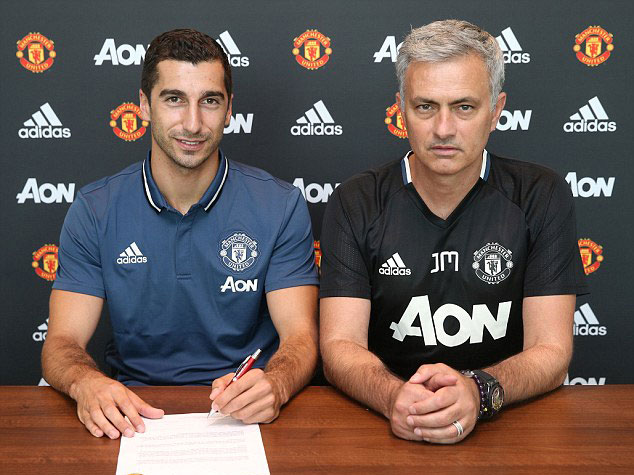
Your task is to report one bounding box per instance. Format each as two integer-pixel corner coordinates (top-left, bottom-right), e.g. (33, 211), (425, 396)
(1, 0), (631, 387)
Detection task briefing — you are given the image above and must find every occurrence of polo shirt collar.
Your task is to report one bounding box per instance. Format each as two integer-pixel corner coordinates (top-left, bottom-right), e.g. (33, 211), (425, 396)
(400, 149), (490, 185)
(142, 149), (229, 213)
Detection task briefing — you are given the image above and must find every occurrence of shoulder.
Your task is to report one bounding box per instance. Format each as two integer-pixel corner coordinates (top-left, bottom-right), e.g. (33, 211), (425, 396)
(73, 161), (143, 215)
(486, 153), (570, 209)
(227, 159), (299, 197)
(333, 157), (406, 212)
(78, 161), (143, 200)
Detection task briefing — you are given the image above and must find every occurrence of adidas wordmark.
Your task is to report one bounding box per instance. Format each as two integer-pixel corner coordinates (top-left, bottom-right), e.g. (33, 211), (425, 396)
(564, 97), (616, 133)
(117, 242), (147, 264)
(495, 28), (530, 63)
(19, 103), (71, 139)
(379, 252), (411, 276)
(291, 100), (343, 136)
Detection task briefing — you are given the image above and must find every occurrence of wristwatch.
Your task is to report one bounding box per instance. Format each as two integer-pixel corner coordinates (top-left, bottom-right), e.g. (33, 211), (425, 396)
(461, 370), (504, 420)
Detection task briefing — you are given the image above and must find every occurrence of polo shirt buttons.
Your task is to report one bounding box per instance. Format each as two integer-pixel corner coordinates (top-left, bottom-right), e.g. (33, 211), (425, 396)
(174, 208), (197, 279)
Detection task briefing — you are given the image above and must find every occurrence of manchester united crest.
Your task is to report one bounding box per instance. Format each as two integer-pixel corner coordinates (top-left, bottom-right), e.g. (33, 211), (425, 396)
(578, 238), (603, 275)
(314, 240), (322, 270)
(220, 232), (259, 272)
(32, 244), (59, 281)
(16, 33), (56, 73)
(385, 102), (407, 139)
(573, 26), (614, 67)
(472, 243), (513, 284)
(110, 103), (148, 141)
(292, 30), (332, 70)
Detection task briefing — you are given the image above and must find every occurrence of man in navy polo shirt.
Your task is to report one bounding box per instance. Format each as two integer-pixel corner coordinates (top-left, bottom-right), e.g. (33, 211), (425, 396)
(42, 29), (319, 440)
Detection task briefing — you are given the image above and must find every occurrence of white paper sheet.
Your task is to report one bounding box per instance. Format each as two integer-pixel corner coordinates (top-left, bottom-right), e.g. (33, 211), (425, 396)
(116, 413), (270, 475)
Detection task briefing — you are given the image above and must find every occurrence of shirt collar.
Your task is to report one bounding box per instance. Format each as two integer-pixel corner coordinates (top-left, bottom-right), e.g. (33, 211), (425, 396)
(142, 149), (229, 213)
(400, 149), (490, 185)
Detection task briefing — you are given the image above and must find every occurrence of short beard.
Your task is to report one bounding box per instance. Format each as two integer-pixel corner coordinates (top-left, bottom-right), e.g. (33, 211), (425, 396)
(151, 125), (220, 170)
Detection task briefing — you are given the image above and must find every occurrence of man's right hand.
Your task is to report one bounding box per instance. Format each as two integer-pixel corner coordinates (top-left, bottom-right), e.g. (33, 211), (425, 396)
(388, 370), (460, 441)
(70, 374), (164, 439)
(388, 381), (435, 440)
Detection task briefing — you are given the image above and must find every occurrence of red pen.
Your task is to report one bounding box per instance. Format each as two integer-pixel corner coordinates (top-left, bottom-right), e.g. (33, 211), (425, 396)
(208, 348), (262, 418)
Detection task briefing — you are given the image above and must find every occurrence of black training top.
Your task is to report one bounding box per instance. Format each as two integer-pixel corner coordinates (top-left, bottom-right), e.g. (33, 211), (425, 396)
(320, 150), (588, 379)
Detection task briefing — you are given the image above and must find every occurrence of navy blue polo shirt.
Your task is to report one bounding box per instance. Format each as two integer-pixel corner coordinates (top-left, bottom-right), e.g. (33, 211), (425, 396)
(53, 151), (318, 385)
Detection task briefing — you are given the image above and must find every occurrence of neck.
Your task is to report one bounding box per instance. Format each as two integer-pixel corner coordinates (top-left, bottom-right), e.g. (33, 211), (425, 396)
(409, 153), (483, 220)
(150, 149), (220, 215)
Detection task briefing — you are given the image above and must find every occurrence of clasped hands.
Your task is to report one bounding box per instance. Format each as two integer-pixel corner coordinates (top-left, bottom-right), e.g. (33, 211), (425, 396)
(389, 363), (480, 444)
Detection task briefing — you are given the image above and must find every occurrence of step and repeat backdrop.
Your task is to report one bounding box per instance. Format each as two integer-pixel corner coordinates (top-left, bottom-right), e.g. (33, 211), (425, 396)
(1, 0), (631, 386)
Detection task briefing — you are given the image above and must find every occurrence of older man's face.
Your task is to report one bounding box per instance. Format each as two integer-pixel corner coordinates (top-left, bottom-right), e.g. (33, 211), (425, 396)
(398, 53), (505, 178)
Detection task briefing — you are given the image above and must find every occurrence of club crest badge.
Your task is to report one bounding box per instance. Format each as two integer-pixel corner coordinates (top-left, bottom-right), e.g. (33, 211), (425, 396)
(16, 33), (56, 73)
(220, 232), (258, 272)
(32, 244), (59, 281)
(578, 238), (603, 275)
(385, 102), (408, 139)
(573, 26), (614, 67)
(292, 29), (332, 70)
(110, 102), (148, 142)
(472, 242), (513, 284)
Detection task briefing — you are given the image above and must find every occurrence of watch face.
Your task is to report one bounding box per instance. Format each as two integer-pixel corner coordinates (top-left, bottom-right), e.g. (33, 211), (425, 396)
(492, 386), (504, 411)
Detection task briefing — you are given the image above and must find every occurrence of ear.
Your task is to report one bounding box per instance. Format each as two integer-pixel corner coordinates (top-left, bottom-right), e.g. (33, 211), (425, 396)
(139, 89), (151, 122)
(396, 91), (406, 128)
(225, 93), (234, 127)
(490, 92), (507, 132)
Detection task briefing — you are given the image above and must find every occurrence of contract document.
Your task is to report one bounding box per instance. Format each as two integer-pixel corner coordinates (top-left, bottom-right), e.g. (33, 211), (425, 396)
(116, 413), (270, 475)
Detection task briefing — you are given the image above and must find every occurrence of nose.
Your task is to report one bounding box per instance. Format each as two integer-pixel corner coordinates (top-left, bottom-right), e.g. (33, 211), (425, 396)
(182, 103), (203, 135)
(433, 107), (456, 140)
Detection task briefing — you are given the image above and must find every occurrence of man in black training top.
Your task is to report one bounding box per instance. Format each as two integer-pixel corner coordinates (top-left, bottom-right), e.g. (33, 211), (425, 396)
(319, 19), (587, 444)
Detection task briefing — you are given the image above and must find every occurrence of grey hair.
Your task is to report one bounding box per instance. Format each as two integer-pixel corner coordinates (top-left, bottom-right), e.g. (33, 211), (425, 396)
(396, 19), (505, 110)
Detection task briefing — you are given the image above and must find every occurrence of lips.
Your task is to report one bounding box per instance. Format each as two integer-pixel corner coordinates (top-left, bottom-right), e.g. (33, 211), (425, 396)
(431, 146), (459, 156)
(175, 138), (205, 151)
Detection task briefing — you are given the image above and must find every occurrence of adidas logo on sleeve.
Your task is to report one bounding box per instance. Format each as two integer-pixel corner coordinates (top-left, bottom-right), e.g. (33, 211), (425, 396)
(18, 103), (71, 139)
(495, 27), (530, 63)
(564, 96), (616, 132)
(291, 100), (343, 136)
(116, 242), (147, 264)
(379, 252), (411, 276)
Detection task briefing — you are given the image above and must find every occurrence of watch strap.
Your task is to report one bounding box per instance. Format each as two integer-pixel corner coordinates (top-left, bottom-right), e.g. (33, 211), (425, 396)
(462, 369), (501, 420)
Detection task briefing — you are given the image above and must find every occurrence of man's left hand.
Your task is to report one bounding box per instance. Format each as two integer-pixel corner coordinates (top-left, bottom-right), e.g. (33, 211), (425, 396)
(406, 363), (480, 444)
(209, 369), (283, 423)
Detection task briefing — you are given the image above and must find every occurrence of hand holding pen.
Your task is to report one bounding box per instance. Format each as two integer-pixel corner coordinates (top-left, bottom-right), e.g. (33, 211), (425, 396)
(208, 348), (262, 418)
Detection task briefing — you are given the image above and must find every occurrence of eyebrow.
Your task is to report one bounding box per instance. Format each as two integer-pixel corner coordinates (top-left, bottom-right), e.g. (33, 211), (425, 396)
(158, 89), (226, 101)
(412, 96), (480, 105)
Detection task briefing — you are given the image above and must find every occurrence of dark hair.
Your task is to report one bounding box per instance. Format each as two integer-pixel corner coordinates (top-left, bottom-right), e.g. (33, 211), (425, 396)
(141, 28), (232, 103)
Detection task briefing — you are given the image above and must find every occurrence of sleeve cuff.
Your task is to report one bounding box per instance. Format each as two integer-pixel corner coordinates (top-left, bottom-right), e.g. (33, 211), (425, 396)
(52, 280), (106, 299)
(264, 276), (319, 293)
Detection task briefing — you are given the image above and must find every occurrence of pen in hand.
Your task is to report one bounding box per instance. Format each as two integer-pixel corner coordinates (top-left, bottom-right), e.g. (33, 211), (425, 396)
(208, 348), (262, 418)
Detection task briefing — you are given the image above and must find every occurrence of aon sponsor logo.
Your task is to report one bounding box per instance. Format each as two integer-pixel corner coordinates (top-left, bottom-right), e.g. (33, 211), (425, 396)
(224, 114), (253, 134)
(390, 296), (511, 346)
(94, 39), (147, 65)
(496, 110), (531, 131)
(16, 178), (75, 204)
(566, 172), (614, 197)
(373, 36), (402, 63)
(564, 374), (606, 385)
(293, 178), (339, 203)
(220, 276), (258, 293)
